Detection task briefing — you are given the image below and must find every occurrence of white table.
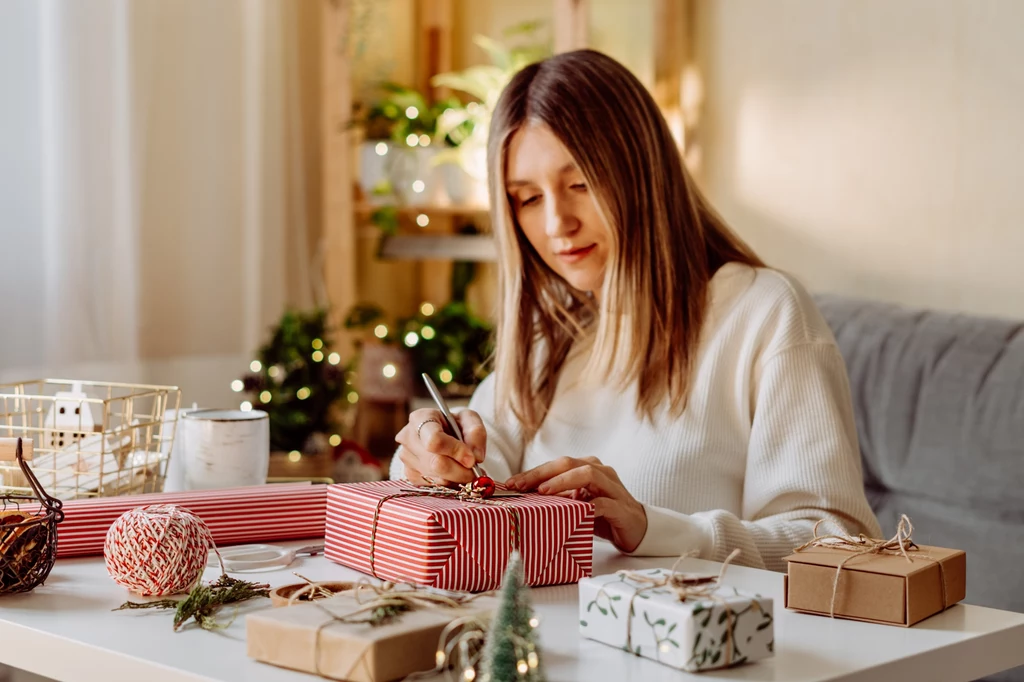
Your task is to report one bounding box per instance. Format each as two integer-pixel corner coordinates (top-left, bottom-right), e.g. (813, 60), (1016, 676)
(2, 539), (1024, 682)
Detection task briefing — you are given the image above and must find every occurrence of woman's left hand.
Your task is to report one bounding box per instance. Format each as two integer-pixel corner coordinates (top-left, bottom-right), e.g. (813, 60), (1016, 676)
(505, 457), (648, 553)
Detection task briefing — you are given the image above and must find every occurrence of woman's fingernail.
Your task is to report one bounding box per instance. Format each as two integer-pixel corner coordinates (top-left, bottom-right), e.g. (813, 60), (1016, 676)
(537, 484), (549, 494)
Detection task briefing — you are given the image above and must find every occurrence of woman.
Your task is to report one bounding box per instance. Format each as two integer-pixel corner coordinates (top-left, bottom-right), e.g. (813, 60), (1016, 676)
(390, 49), (881, 571)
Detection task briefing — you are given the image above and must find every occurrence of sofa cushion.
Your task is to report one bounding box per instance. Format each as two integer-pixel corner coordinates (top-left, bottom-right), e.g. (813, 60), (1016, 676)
(815, 294), (1024, 679)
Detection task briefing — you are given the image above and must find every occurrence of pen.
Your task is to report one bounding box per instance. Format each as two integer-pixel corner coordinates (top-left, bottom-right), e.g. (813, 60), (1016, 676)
(421, 372), (487, 479)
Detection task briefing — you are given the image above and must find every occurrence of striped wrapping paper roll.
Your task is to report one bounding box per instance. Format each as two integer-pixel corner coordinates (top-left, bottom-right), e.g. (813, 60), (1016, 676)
(326, 480), (595, 592)
(53, 483), (327, 558)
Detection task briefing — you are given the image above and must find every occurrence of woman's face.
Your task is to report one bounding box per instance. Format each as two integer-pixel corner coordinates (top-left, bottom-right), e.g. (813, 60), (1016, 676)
(505, 123), (609, 296)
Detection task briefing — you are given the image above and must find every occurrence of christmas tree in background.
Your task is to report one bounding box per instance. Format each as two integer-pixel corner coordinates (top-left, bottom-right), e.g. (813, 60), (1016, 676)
(234, 308), (355, 454)
(345, 252), (495, 400)
(403, 257), (494, 394)
(479, 552), (546, 682)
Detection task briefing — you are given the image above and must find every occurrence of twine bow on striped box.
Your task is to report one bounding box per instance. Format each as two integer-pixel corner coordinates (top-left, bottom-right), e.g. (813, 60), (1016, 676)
(325, 480), (595, 592)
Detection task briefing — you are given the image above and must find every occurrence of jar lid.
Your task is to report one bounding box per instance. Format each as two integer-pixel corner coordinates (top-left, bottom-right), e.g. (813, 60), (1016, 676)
(182, 409), (268, 422)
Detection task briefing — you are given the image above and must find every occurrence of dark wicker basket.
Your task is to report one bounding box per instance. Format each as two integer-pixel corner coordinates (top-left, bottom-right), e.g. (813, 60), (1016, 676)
(1, 438), (64, 594)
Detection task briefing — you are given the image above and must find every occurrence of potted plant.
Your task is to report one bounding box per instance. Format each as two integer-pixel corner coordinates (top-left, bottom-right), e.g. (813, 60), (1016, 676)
(353, 82), (461, 206)
(343, 254), (494, 400)
(431, 21), (550, 206)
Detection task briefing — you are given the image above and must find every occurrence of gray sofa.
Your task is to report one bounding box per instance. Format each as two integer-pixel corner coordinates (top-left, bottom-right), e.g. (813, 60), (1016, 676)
(816, 294), (1024, 682)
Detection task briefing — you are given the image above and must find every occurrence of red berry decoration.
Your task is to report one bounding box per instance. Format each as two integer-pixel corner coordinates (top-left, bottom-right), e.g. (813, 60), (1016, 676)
(473, 476), (496, 498)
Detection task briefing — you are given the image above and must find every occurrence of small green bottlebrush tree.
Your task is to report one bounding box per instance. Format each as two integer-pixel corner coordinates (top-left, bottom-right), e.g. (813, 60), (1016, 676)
(479, 552), (546, 682)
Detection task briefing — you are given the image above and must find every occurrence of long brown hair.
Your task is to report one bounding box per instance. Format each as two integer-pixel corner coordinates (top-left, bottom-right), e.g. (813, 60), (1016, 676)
(488, 49), (763, 440)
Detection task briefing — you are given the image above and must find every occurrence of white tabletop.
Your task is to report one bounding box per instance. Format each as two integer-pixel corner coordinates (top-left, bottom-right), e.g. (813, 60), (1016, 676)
(2, 539), (1024, 682)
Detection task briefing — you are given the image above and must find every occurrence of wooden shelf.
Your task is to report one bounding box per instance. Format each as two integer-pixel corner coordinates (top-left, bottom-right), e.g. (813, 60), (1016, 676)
(355, 199), (496, 261)
(267, 451), (334, 480)
(356, 202), (489, 219)
(377, 233), (496, 261)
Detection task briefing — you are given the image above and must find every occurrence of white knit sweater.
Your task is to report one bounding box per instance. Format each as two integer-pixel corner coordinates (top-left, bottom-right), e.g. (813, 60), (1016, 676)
(390, 263), (882, 571)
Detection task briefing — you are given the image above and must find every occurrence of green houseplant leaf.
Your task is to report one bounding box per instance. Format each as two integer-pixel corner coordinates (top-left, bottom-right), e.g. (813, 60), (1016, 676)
(431, 66), (506, 103)
(473, 34), (513, 71)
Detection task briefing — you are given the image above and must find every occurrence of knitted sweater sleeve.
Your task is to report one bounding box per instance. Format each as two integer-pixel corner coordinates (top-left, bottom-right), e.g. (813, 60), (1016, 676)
(388, 373), (525, 483)
(629, 341), (882, 571)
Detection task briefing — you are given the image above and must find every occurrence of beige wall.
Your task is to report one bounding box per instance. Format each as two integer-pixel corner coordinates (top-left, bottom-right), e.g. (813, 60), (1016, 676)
(694, 0), (1024, 320)
(133, 0), (245, 359)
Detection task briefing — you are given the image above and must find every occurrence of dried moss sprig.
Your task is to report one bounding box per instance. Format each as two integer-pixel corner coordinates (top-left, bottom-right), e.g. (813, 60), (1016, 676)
(358, 600), (412, 627)
(113, 573), (271, 631)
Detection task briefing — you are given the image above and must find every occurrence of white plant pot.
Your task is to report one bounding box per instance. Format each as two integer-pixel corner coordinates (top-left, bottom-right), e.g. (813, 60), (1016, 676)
(389, 145), (445, 205)
(359, 140), (392, 204)
(361, 141), (450, 206)
(440, 163), (489, 207)
(439, 146), (488, 207)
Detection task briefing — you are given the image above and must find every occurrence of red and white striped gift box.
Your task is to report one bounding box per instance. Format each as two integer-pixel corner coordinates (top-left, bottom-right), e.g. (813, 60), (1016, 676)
(53, 483), (328, 558)
(325, 480), (595, 592)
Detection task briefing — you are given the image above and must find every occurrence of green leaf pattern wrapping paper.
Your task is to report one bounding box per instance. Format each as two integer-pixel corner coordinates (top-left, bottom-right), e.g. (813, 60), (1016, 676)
(578, 568), (774, 672)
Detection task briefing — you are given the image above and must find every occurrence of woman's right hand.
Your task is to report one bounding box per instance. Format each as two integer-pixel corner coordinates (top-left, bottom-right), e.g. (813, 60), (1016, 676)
(394, 408), (487, 486)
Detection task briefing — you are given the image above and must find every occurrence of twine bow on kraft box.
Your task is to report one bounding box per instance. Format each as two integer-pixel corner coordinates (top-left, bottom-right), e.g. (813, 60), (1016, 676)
(247, 579), (499, 682)
(324, 480), (595, 592)
(783, 515), (967, 627)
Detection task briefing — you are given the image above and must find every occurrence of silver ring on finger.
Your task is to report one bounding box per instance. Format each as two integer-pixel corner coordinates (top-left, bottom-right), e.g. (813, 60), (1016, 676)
(417, 417), (441, 439)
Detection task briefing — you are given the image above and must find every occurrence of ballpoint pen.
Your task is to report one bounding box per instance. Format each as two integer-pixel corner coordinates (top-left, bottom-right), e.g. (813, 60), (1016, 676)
(421, 372), (496, 493)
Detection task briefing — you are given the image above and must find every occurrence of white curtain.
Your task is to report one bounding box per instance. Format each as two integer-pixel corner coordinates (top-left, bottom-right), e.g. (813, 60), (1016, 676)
(0, 0), (319, 409)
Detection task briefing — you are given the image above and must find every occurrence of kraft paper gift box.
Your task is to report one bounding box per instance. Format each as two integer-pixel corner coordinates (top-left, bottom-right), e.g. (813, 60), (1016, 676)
(579, 568), (775, 672)
(326, 480), (594, 592)
(783, 514), (967, 627)
(247, 590), (498, 682)
(784, 544), (967, 626)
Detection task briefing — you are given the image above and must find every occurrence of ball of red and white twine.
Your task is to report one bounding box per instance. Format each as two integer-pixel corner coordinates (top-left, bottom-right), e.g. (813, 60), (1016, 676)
(104, 504), (214, 596)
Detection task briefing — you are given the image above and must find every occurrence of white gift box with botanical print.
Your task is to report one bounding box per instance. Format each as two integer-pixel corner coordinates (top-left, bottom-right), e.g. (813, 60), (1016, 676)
(578, 567), (774, 672)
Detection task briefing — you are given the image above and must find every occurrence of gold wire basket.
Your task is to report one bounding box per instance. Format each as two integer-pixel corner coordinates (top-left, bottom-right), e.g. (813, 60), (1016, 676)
(0, 380), (182, 499)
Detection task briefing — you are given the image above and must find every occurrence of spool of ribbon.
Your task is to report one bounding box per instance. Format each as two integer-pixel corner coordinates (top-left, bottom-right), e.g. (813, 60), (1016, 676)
(613, 549), (743, 666)
(367, 482), (521, 581)
(104, 504), (217, 596)
(791, 514), (946, 617)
